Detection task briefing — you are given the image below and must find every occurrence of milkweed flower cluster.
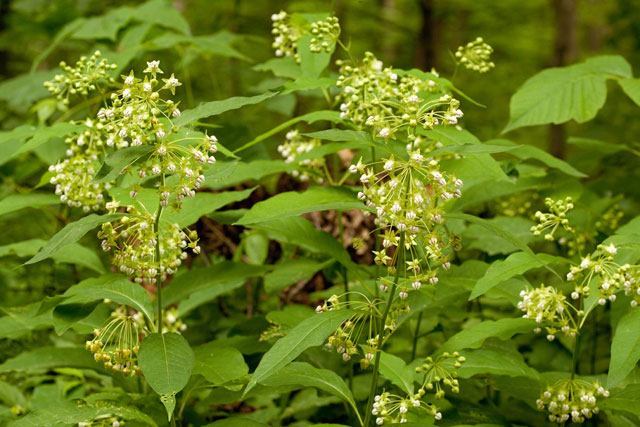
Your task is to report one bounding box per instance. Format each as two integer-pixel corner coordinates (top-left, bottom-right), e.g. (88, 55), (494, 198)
(309, 16), (340, 53)
(335, 52), (460, 140)
(44, 50), (116, 104)
(455, 37), (495, 73)
(531, 197), (575, 241)
(271, 11), (301, 61)
(567, 243), (640, 306)
(98, 204), (199, 283)
(85, 306), (145, 376)
(371, 352), (465, 424)
(316, 293), (385, 367)
(350, 153), (461, 293)
(277, 129), (325, 182)
(518, 285), (579, 341)
(536, 379), (608, 424)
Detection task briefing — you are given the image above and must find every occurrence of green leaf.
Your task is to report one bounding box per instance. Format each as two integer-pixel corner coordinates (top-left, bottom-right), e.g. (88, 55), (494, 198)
(52, 301), (100, 335)
(608, 309), (640, 388)
(138, 333), (195, 421)
(264, 258), (332, 293)
(234, 110), (342, 154)
(486, 138), (587, 177)
(93, 145), (155, 183)
(0, 71), (55, 112)
(25, 213), (123, 266)
(437, 318), (536, 355)
(458, 341), (539, 379)
(427, 143), (519, 157)
(63, 274), (155, 324)
(203, 160), (292, 190)
(619, 78), (640, 107)
(0, 379), (25, 407)
(236, 187), (364, 225)
(0, 347), (96, 373)
(193, 345), (248, 386)
(163, 187), (255, 227)
(504, 55), (632, 132)
(243, 310), (356, 396)
(0, 302), (53, 340)
(254, 57), (302, 79)
(0, 193), (60, 217)
(261, 362), (360, 421)
(278, 77), (335, 94)
(602, 384), (640, 417)
(250, 217), (368, 278)
(7, 397), (157, 427)
(298, 34), (332, 78)
(464, 216), (537, 256)
(13, 123), (84, 158)
(163, 262), (268, 307)
(0, 239), (104, 273)
(204, 420), (269, 427)
(178, 280), (245, 316)
(379, 352), (414, 394)
(568, 137), (631, 155)
(174, 92), (277, 127)
(470, 252), (562, 300)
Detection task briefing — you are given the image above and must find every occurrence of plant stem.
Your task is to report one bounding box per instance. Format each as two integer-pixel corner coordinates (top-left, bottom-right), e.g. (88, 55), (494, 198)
(364, 233), (405, 427)
(155, 203), (165, 333)
(411, 311), (423, 361)
(570, 331), (580, 380)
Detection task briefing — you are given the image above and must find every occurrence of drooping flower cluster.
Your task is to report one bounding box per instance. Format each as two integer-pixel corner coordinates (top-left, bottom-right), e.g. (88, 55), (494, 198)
(309, 16), (340, 53)
(531, 197), (575, 241)
(271, 11), (301, 61)
(48, 129), (110, 212)
(415, 352), (465, 398)
(567, 243), (640, 306)
(335, 52), (460, 140)
(455, 37), (495, 73)
(536, 379), (609, 424)
(518, 285), (578, 341)
(277, 129), (325, 182)
(99, 204), (200, 283)
(371, 352), (465, 425)
(316, 293), (382, 366)
(85, 306), (145, 376)
(44, 50), (116, 104)
(351, 154), (461, 292)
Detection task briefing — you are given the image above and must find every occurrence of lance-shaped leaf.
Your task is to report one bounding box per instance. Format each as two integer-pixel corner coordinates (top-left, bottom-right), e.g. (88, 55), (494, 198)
(0, 239), (104, 273)
(174, 92), (277, 127)
(62, 274), (155, 324)
(469, 252), (563, 300)
(162, 262), (268, 307)
(93, 145), (155, 183)
(379, 352), (415, 394)
(234, 110), (342, 154)
(163, 187), (255, 227)
(437, 318), (536, 355)
(243, 309), (356, 396)
(236, 187), (365, 225)
(25, 213), (123, 266)
(261, 362), (360, 423)
(138, 332), (195, 421)
(193, 345), (248, 386)
(608, 309), (640, 388)
(12, 122), (84, 158)
(0, 193), (60, 216)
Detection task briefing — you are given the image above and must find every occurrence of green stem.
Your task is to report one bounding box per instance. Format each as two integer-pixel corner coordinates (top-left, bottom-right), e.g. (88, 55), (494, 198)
(155, 202), (165, 333)
(411, 311), (423, 361)
(364, 233), (405, 427)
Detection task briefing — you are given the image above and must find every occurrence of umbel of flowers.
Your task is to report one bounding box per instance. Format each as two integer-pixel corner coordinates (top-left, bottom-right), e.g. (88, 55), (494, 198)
(45, 56), (212, 372)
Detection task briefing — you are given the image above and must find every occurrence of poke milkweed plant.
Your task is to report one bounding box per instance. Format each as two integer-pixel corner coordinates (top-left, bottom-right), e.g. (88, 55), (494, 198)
(2, 2), (640, 427)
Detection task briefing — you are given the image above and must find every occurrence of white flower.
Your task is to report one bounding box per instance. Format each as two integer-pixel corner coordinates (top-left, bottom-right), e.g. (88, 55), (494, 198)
(143, 83), (152, 92)
(378, 127), (390, 138)
(605, 243), (617, 255)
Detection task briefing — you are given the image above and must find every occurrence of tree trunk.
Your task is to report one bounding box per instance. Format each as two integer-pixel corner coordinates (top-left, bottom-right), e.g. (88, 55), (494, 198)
(414, 0), (438, 71)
